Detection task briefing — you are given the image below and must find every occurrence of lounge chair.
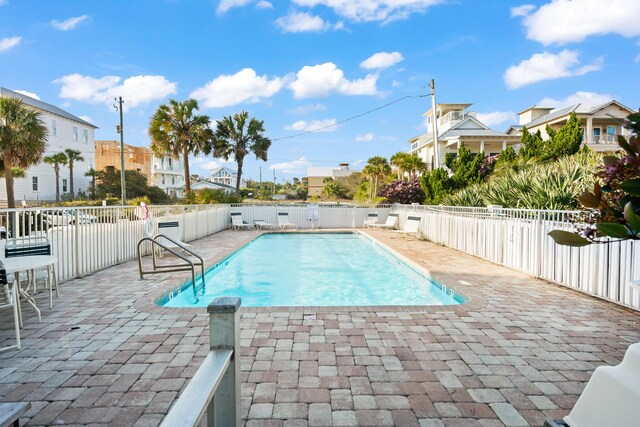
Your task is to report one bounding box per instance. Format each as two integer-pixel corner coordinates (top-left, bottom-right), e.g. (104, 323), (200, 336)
(368, 213), (398, 230)
(277, 212), (297, 230)
(229, 212), (252, 230)
(363, 212), (379, 228)
(391, 215), (421, 237)
(254, 220), (274, 230)
(155, 221), (193, 256)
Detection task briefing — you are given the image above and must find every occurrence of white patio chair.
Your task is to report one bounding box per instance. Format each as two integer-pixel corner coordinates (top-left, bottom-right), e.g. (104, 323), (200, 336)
(253, 220), (274, 230)
(363, 212), (379, 229)
(229, 213), (252, 230)
(368, 213), (399, 230)
(155, 220), (193, 257)
(277, 213), (297, 230)
(391, 215), (422, 237)
(0, 263), (20, 352)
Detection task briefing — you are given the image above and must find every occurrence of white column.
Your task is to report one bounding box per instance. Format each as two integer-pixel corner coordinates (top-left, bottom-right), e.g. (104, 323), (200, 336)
(480, 140), (485, 153)
(586, 117), (593, 145)
(502, 140), (507, 150)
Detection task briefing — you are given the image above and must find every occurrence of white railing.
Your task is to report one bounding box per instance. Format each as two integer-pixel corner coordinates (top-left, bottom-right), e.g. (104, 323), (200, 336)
(231, 204), (391, 230)
(0, 204), (231, 282)
(392, 204), (640, 310)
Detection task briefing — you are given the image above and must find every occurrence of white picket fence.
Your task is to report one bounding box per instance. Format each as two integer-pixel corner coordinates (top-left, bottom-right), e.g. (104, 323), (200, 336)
(392, 204), (640, 310)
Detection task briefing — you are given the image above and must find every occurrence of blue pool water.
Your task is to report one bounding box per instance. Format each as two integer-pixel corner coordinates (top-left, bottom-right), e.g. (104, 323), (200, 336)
(160, 233), (464, 307)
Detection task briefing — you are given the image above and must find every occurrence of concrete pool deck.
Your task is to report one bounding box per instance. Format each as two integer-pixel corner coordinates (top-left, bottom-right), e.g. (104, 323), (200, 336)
(0, 229), (639, 426)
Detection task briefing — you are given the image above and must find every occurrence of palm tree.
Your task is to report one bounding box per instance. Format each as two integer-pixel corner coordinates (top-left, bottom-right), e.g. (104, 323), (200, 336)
(0, 96), (48, 208)
(213, 111), (272, 194)
(405, 154), (426, 179)
(362, 156), (391, 199)
(64, 148), (84, 200)
(85, 167), (97, 199)
(149, 99), (214, 195)
(390, 152), (410, 181)
(44, 152), (68, 202)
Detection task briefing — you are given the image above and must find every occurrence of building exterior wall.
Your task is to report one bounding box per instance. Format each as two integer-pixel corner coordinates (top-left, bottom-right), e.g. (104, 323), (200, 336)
(152, 155), (185, 198)
(95, 140), (152, 184)
(0, 110), (96, 205)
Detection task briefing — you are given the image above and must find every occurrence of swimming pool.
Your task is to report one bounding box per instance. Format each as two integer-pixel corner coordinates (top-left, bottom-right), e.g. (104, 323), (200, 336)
(159, 232), (465, 307)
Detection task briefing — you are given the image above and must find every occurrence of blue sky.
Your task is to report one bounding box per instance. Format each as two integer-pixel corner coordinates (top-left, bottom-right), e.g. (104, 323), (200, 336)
(1, 0), (638, 182)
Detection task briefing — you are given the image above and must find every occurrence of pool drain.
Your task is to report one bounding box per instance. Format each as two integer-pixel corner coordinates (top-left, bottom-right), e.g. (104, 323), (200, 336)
(303, 314), (316, 320)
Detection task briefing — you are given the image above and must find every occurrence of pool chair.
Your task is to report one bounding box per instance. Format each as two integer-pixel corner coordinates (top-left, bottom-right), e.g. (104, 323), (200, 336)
(155, 220), (193, 257)
(391, 215), (422, 237)
(229, 212), (252, 231)
(254, 219), (274, 230)
(363, 212), (379, 228)
(0, 262), (20, 352)
(368, 213), (399, 230)
(277, 212), (297, 230)
(544, 342), (640, 427)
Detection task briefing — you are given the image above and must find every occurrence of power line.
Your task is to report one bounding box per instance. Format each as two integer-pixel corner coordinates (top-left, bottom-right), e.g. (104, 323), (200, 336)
(270, 95), (425, 141)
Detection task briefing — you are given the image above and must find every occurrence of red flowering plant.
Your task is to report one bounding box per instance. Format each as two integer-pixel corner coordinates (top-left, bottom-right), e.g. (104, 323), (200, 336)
(549, 113), (640, 246)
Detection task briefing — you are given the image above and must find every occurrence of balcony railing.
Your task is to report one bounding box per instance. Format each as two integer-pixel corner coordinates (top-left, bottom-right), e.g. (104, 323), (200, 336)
(587, 134), (617, 145)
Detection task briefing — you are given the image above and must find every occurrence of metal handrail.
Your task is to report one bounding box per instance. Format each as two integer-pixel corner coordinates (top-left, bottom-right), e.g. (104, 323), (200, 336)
(136, 235), (205, 294)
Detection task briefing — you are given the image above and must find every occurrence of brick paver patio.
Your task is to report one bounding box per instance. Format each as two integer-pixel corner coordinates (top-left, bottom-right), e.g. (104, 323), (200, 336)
(0, 229), (639, 426)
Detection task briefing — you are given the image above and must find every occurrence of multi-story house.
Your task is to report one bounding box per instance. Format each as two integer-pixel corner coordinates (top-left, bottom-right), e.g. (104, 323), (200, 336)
(507, 101), (635, 152)
(95, 140), (152, 184)
(210, 166), (246, 190)
(152, 155), (185, 198)
(307, 163), (358, 197)
(409, 103), (520, 170)
(0, 87), (97, 206)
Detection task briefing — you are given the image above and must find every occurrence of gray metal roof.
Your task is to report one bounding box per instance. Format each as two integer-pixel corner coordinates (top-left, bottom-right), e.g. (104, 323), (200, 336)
(522, 104), (578, 128)
(441, 128), (512, 138)
(0, 87), (97, 128)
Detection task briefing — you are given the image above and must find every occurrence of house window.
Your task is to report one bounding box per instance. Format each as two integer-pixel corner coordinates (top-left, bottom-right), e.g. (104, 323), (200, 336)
(607, 126), (616, 136)
(32, 177), (38, 191)
(167, 158), (172, 170)
(83, 128), (88, 144)
(162, 176), (166, 185)
(593, 128), (601, 137)
(62, 179), (68, 193)
(72, 126), (78, 141)
(172, 176), (175, 185)
(51, 119), (57, 136)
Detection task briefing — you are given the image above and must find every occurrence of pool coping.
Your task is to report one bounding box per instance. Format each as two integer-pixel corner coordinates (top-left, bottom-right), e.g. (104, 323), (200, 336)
(134, 229), (488, 315)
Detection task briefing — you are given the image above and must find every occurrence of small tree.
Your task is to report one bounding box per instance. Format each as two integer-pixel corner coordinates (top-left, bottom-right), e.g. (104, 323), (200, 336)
(519, 126), (545, 160)
(379, 179), (426, 204)
(420, 168), (453, 204)
(449, 145), (484, 188)
(64, 148), (84, 200)
(543, 113), (583, 160)
(362, 156), (391, 198)
(85, 167), (97, 199)
(44, 152), (68, 202)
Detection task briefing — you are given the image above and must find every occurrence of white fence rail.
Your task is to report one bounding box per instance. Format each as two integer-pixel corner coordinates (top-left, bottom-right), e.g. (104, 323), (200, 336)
(393, 205), (640, 310)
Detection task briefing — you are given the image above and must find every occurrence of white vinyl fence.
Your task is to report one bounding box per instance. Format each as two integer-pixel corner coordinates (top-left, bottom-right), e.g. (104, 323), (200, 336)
(393, 204), (640, 310)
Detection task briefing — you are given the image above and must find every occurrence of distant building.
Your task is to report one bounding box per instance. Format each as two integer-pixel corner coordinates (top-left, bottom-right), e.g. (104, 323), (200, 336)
(508, 101), (636, 152)
(307, 163), (358, 197)
(152, 155), (185, 198)
(191, 180), (236, 194)
(95, 140), (152, 184)
(0, 87), (97, 206)
(210, 166), (246, 189)
(409, 103), (520, 170)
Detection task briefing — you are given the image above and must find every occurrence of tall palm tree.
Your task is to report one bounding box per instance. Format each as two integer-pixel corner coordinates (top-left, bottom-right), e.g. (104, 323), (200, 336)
(0, 96), (48, 208)
(64, 148), (84, 200)
(362, 156), (391, 199)
(213, 111), (272, 194)
(405, 154), (426, 179)
(44, 152), (68, 202)
(148, 99), (214, 195)
(85, 167), (97, 199)
(390, 152), (410, 181)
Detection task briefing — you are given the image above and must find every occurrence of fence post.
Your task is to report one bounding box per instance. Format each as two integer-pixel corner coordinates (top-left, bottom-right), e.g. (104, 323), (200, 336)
(207, 297), (241, 427)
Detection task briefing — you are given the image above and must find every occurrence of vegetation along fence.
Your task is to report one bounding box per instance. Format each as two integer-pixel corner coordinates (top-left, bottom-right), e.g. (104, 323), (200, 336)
(0, 203), (389, 283)
(392, 204), (640, 311)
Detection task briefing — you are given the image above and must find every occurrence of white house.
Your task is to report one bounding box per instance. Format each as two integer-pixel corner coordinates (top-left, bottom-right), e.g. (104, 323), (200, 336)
(151, 155), (185, 198)
(210, 166), (245, 189)
(191, 180), (236, 194)
(0, 87), (97, 206)
(409, 103), (520, 170)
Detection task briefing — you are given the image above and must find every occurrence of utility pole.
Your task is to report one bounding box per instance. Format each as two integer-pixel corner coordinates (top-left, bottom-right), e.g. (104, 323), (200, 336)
(430, 79), (440, 169)
(259, 167), (262, 184)
(115, 97), (126, 205)
(273, 169), (276, 196)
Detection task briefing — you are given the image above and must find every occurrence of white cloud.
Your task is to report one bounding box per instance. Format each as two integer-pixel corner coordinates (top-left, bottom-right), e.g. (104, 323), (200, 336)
(289, 62), (378, 99)
(476, 111), (517, 128)
(217, 0), (252, 14)
(288, 103), (327, 114)
(510, 4), (535, 17)
(285, 119), (338, 132)
(54, 74), (177, 110)
(275, 11), (330, 33)
(292, 0), (443, 23)
(355, 132), (374, 141)
(503, 50), (602, 89)
(537, 91), (613, 108)
(360, 51), (404, 70)
(256, 0), (273, 8)
(78, 115), (93, 124)
(13, 90), (39, 100)
(269, 157), (312, 174)
(0, 36), (21, 53)
(519, 0), (640, 45)
(391, 80), (401, 87)
(190, 68), (283, 108)
(51, 15), (89, 31)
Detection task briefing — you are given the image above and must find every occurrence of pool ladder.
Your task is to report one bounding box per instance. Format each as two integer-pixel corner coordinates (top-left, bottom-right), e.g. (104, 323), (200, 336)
(136, 235), (205, 293)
